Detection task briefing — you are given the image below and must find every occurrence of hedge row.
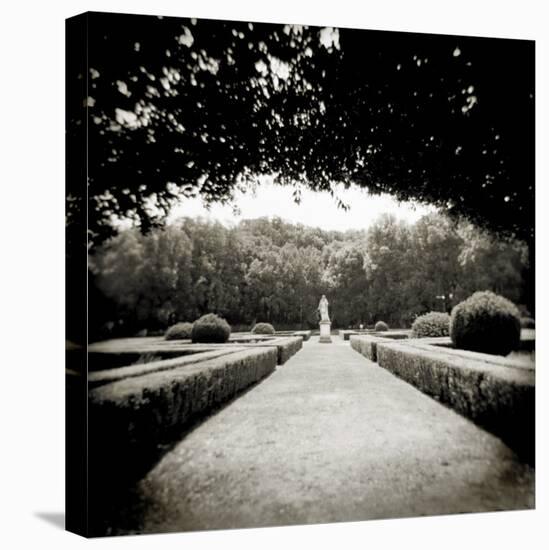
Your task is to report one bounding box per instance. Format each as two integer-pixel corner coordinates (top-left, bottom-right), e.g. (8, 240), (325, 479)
(274, 330), (312, 341)
(339, 329), (377, 340)
(350, 334), (379, 361)
(88, 346), (278, 532)
(375, 341), (535, 464)
(350, 333), (410, 361)
(376, 331), (410, 340)
(221, 336), (303, 364)
(269, 336), (303, 364)
(88, 348), (245, 388)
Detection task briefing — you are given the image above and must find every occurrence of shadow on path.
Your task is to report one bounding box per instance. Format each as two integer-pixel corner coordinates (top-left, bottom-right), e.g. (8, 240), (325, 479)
(129, 339), (534, 535)
(90, 369), (278, 537)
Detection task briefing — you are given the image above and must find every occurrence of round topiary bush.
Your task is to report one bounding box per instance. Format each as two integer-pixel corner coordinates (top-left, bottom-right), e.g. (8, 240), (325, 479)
(411, 312), (450, 338)
(375, 321), (389, 332)
(251, 322), (275, 335)
(164, 322), (193, 340)
(520, 317), (535, 329)
(450, 291), (521, 356)
(191, 313), (231, 343)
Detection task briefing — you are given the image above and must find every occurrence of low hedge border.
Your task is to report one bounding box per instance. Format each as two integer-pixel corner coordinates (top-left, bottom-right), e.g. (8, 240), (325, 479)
(89, 347), (278, 497)
(89, 335), (303, 366)
(88, 348), (246, 388)
(274, 330), (312, 341)
(350, 333), (410, 361)
(350, 334), (378, 361)
(520, 329), (535, 351)
(339, 330), (375, 341)
(343, 329), (410, 341)
(377, 331), (411, 340)
(209, 336), (302, 364)
(400, 337), (535, 370)
(375, 341), (535, 464)
(261, 336), (303, 364)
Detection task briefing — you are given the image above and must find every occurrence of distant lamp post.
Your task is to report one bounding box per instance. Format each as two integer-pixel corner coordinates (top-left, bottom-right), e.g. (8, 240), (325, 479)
(435, 293), (454, 312)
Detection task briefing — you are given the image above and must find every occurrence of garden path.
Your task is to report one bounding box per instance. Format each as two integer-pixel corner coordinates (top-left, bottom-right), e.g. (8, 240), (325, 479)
(132, 337), (534, 534)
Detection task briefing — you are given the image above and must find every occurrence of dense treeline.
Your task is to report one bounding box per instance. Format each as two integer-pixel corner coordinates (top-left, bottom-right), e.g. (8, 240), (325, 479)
(88, 214), (529, 341)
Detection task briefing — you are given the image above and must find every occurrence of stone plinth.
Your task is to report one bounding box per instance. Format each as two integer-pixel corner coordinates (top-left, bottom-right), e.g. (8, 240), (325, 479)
(319, 321), (332, 343)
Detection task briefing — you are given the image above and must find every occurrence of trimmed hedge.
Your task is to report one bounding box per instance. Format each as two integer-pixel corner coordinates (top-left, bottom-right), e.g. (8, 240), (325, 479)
(88, 347), (278, 533)
(411, 312), (450, 338)
(225, 336), (302, 364)
(227, 336), (302, 364)
(350, 335), (378, 361)
(267, 336), (303, 364)
(252, 322), (276, 335)
(340, 329), (375, 340)
(520, 317), (535, 329)
(375, 341), (534, 464)
(377, 331), (410, 340)
(293, 330), (312, 341)
(191, 313), (231, 343)
(375, 321), (389, 332)
(164, 322), (193, 340)
(450, 291), (521, 356)
(88, 348), (245, 388)
(350, 333), (408, 362)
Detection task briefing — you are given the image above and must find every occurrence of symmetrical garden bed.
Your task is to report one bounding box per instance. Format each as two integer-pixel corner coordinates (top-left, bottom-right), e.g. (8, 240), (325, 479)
(271, 330), (312, 341)
(86, 332), (303, 524)
(350, 333), (535, 464)
(87, 346), (279, 533)
(292, 330), (312, 341)
(88, 334), (303, 367)
(340, 329), (371, 341)
(342, 329), (410, 341)
(88, 348), (248, 388)
(349, 332), (410, 359)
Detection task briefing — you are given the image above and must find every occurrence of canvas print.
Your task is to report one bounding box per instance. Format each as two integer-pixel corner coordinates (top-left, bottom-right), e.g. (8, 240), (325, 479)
(66, 11), (535, 538)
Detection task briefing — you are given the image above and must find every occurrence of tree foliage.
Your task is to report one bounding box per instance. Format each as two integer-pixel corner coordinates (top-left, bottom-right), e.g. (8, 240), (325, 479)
(68, 12), (534, 246)
(89, 214), (529, 340)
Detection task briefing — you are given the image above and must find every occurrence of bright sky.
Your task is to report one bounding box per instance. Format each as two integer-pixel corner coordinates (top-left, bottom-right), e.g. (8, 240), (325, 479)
(167, 179), (437, 231)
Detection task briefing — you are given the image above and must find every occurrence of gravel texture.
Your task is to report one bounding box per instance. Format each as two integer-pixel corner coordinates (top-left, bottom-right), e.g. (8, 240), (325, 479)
(120, 338), (534, 535)
(375, 341), (535, 464)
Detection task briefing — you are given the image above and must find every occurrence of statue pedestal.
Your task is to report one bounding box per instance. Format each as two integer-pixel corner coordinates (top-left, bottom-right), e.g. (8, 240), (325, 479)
(319, 320), (332, 343)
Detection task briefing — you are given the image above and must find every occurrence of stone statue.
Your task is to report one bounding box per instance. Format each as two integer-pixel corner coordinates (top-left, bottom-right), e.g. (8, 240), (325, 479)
(318, 295), (330, 322)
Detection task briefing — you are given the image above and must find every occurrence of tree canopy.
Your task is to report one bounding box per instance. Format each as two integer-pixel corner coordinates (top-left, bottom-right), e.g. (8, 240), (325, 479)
(68, 12), (534, 246)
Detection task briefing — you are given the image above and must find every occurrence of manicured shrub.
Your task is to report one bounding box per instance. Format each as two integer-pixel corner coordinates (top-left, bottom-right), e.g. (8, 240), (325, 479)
(164, 322), (193, 340)
(251, 322), (275, 335)
(520, 317), (535, 329)
(191, 313), (231, 343)
(450, 291), (521, 356)
(375, 321), (389, 332)
(411, 312), (450, 338)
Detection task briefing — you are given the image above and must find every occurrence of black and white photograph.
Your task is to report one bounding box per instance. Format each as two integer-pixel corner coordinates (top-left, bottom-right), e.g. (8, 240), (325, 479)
(2, 1), (547, 549)
(64, 7), (539, 538)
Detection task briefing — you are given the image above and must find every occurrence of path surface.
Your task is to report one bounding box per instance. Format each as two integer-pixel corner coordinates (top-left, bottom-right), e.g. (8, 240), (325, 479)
(132, 338), (534, 534)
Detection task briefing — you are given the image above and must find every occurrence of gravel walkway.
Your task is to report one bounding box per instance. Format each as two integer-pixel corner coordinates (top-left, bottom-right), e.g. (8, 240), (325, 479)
(130, 338), (534, 534)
